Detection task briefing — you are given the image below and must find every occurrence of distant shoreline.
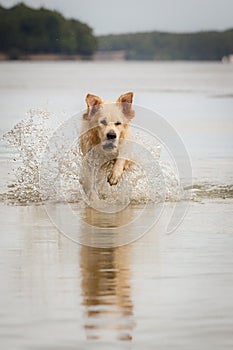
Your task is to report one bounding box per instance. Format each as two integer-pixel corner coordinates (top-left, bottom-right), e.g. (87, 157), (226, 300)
(1, 4), (232, 62)
(0, 52), (230, 62)
(0, 51), (125, 62)
(0, 53), (94, 61)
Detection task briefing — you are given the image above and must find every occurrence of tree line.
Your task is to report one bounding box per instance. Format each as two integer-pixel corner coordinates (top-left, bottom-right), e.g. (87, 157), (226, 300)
(0, 3), (232, 60)
(0, 3), (97, 59)
(98, 29), (233, 60)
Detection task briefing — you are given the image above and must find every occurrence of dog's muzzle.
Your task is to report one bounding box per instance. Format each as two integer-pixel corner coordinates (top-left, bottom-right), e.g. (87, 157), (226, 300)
(106, 131), (117, 140)
(102, 140), (118, 155)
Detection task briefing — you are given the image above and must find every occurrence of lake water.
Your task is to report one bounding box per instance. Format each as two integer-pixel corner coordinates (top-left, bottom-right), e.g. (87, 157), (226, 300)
(0, 61), (233, 349)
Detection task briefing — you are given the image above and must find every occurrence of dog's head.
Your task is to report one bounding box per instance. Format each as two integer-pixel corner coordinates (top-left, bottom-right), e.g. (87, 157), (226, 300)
(83, 92), (134, 156)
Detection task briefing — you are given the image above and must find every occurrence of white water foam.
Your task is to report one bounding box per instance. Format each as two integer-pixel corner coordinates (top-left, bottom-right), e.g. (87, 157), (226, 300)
(2, 109), (182, 205)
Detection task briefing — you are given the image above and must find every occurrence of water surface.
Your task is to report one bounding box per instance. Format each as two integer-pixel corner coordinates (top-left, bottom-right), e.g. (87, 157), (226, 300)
(0, 61), (233, 349)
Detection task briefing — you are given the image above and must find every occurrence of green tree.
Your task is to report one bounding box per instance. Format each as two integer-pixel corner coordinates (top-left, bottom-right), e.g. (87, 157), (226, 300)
(0, 3), (97, 58)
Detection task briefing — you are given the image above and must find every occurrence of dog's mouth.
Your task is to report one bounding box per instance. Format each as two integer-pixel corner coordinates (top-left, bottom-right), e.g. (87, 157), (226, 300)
(102, 141), (118, 154)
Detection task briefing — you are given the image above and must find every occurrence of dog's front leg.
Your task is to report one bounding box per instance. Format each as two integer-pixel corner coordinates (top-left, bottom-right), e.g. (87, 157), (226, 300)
(108, 158), (125, 185)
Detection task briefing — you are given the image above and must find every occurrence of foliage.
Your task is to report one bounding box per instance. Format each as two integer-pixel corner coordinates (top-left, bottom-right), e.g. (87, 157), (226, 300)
(0, 3), (97, 58)
(1, 3), (232, 61)
(98, 29), (233, 60)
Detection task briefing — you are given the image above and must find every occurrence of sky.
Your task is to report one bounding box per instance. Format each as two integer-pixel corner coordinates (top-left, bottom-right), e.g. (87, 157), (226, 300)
(1, 0), (233, 35)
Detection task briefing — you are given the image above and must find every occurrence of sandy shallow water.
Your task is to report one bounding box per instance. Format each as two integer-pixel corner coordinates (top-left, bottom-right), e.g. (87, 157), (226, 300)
(0, 61), (233, 349)
(0, 200), (233, 349)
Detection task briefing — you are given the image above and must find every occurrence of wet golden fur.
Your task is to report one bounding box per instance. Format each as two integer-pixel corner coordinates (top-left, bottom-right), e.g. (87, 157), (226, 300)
(79, 92), (134, 186)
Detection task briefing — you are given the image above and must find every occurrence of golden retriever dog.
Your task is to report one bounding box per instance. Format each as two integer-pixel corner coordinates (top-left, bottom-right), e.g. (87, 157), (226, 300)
(79, 92), (134, 194)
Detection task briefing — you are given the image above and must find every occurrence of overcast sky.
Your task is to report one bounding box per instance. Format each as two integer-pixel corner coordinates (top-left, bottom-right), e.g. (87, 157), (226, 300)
(1, 0), (233, 35)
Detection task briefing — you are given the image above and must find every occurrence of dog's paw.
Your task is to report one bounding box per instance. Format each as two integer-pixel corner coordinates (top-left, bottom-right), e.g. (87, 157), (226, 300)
(108, 170), (122, 185)
(124, 160), (133, 170)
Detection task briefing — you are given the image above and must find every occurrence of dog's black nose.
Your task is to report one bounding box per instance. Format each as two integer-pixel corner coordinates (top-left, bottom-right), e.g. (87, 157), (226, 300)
(107, 131), (117, 140)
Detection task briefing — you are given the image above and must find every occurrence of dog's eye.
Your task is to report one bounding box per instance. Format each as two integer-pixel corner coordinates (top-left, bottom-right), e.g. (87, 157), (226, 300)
(115, 121), (122, 126)
(100, 119), (107, 125)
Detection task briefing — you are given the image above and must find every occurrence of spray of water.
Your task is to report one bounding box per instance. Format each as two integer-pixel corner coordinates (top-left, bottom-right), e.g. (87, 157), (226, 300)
(2, 109), (182, 206)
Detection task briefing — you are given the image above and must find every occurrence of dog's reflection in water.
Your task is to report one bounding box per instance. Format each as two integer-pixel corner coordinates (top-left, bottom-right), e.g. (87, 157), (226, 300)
(80, 243), (135, 342)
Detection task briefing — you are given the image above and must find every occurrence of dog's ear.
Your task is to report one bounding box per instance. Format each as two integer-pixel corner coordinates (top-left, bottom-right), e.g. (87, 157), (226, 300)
(86, 94), (102, 108)
(84, 94), (103, 120)
(116, 92), (134, 120)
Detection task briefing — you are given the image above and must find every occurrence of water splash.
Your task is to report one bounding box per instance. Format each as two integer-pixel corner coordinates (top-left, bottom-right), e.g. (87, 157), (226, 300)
(1, 109), (182, 205)
(2, 109), (52, 204)
(187, 183), (233, 200)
